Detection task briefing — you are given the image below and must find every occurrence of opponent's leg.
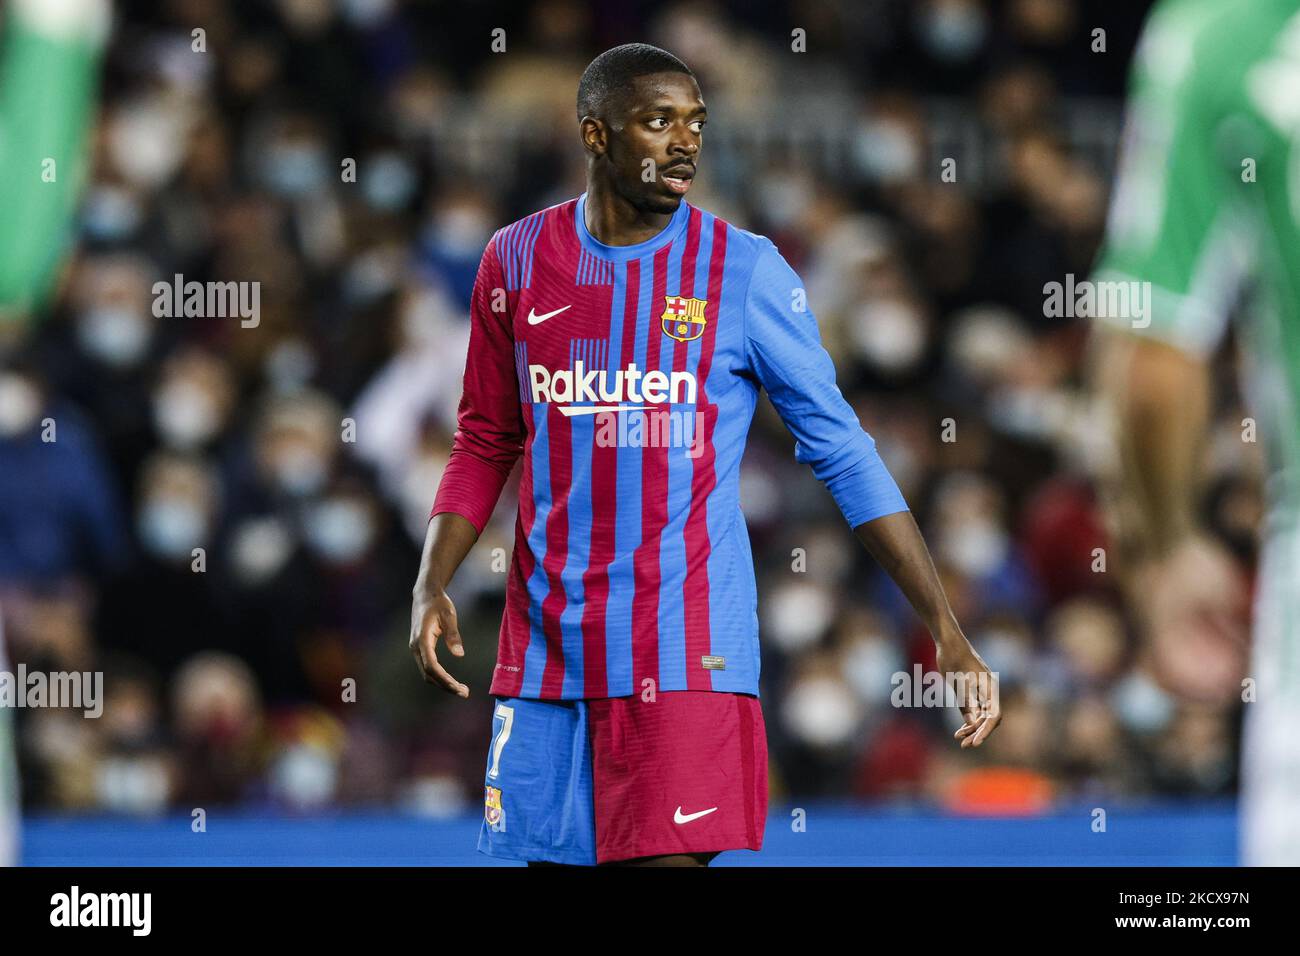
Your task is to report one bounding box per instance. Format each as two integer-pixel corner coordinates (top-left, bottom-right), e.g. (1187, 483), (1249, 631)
(0, 613), (17, 867)
(1240, 528), (1300, 865)
(0, 714), (16, 867)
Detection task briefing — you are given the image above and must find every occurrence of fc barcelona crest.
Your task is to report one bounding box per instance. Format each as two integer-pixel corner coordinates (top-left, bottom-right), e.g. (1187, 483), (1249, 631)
(661, 295), (707, 342)
(485, 785), (505, 830)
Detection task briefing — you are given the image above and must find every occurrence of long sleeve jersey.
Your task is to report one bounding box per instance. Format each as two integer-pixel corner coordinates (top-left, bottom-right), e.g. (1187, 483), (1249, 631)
(431, 194), (908, 700)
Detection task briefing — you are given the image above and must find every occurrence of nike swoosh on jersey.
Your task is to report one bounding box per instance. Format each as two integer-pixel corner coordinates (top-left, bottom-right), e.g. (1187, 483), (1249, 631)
(527, 305), (572, 325)
(673, 806), (718, 824)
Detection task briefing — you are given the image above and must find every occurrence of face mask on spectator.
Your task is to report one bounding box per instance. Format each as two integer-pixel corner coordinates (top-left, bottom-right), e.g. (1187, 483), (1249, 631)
(0, 373), (41, 437)
(262, 141), (329, 197)
(940, 518), (1009, 578)
(782, 675), (861, 748)
(842, 636), (904, 705)
(363, 153), (418, 211)
(269, 446), (328, 496)
(973, 628), (1031, 687)
(343, 256), (397, 308)
(304, 498), (374, 564)
(138, 496), (207, 560)
(919, 1), (988, 62)
(81, 185), (144, 243)
(767, 582), (836, 652)
(153, 382), (222, 448)
(76, 306), (151, 368)
(264, 339), (318, 393)
(851, 300), (926, 374)
(230, 516), (295, 585)
(428, 206), (492, 259)
(96, 756), (170, 814)
(338, 0), (394, 27)
(1112, 671), (1176, 735)
(109, 100), (189, 188)
(853, 117), (921, 182)
(270, 743), (338, 810)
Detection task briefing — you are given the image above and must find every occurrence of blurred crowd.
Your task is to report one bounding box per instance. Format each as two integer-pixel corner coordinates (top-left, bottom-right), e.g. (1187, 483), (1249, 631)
(0, 0), (1259, 818)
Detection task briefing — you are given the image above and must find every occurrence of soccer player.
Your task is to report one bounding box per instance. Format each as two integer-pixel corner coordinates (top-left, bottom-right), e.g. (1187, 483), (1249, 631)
(0, 0), (110, 868)
(410, 43), (999, 866)
(1091, 0), (1300, 866)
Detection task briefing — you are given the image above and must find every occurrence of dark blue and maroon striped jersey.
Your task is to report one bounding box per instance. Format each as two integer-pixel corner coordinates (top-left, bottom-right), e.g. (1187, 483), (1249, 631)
(431, 194), (908, 700)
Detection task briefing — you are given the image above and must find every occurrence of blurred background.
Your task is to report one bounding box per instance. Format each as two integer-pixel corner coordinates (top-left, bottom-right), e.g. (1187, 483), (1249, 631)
(0, 0), (1256, 861)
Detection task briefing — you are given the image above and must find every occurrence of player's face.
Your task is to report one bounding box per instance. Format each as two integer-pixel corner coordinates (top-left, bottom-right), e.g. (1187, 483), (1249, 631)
(602, 72), (706, 215)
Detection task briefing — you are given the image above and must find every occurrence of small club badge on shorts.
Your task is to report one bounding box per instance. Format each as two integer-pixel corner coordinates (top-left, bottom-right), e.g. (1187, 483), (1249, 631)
(662, 295), (707, 342)
(484, 785), (506, 831)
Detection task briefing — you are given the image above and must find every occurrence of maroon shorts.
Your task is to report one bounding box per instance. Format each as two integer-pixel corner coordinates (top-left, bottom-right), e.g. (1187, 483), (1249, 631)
(588, 691), (768, 863)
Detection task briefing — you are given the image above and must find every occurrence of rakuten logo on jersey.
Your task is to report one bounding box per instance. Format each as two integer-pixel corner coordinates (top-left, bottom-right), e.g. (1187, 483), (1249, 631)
(528, 361), (697, 416)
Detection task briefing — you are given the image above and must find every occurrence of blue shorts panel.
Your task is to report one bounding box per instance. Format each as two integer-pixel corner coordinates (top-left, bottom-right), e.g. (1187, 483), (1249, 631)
(477, 697), (597, 866)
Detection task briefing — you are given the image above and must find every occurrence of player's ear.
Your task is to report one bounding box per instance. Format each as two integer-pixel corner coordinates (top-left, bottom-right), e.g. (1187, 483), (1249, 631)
(580, 116), (607, 157)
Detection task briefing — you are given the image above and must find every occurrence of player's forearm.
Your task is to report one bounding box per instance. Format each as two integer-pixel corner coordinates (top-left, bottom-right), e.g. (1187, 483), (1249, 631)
(852, 510), (964, 646)
(413, 512), (480, 596)
(1095, 331), (1210, 557)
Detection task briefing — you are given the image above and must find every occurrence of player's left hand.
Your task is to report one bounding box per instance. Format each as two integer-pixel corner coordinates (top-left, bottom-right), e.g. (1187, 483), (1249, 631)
(936, 638), (1001, 749)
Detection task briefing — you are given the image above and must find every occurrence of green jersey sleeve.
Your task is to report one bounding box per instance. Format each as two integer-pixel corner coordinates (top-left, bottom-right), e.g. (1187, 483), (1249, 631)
(0, 0), (108, 319)
(1092, 0), (1255, 356)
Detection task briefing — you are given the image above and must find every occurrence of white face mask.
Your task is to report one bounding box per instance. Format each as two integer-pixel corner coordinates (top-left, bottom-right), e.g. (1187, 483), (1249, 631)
(842, 636), (904, 705)
(767, 582), (836, 653)
(81, 185), (144, 243)
(304, 498), (374, 564)
(920, 1), (988, 61)
(940, 518), (1009, 578)
(0, 373), (41, 437)
(95, 756), (170, 814)
(264, 339), (318, 394)
(343, 249), (403, 307)
(851, 300), (927, 374)
(109, 100), (188, 188)
(362, 152), (418, 211)
(269, 743), (337, 810)
(782, 676), (861, 748)
(269, 445), (328, 497)
(230, 516), (295, 585)
(261, 141), (329, 197)
(973, 629), (1030, 687)
(77, 307), (151, 368)
(1112, 671), (1175, 734)
(154, 382), (222, 449)
(339, 0), (395, 27)
(429, 206), (492, 258)
(138, 497), (207, 560)
(853, 118), (921, 182)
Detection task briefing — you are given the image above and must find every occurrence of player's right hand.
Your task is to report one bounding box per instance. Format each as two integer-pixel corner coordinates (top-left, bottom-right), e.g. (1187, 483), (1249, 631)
(409, 587), (469, 698)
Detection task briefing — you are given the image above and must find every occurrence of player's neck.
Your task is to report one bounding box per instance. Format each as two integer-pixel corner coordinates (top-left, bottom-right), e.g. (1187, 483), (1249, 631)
(583, 177), (676, 247)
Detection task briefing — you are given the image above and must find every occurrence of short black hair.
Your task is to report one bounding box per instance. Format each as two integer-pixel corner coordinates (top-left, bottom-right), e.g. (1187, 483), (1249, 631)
(576, 43), (695, 123)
